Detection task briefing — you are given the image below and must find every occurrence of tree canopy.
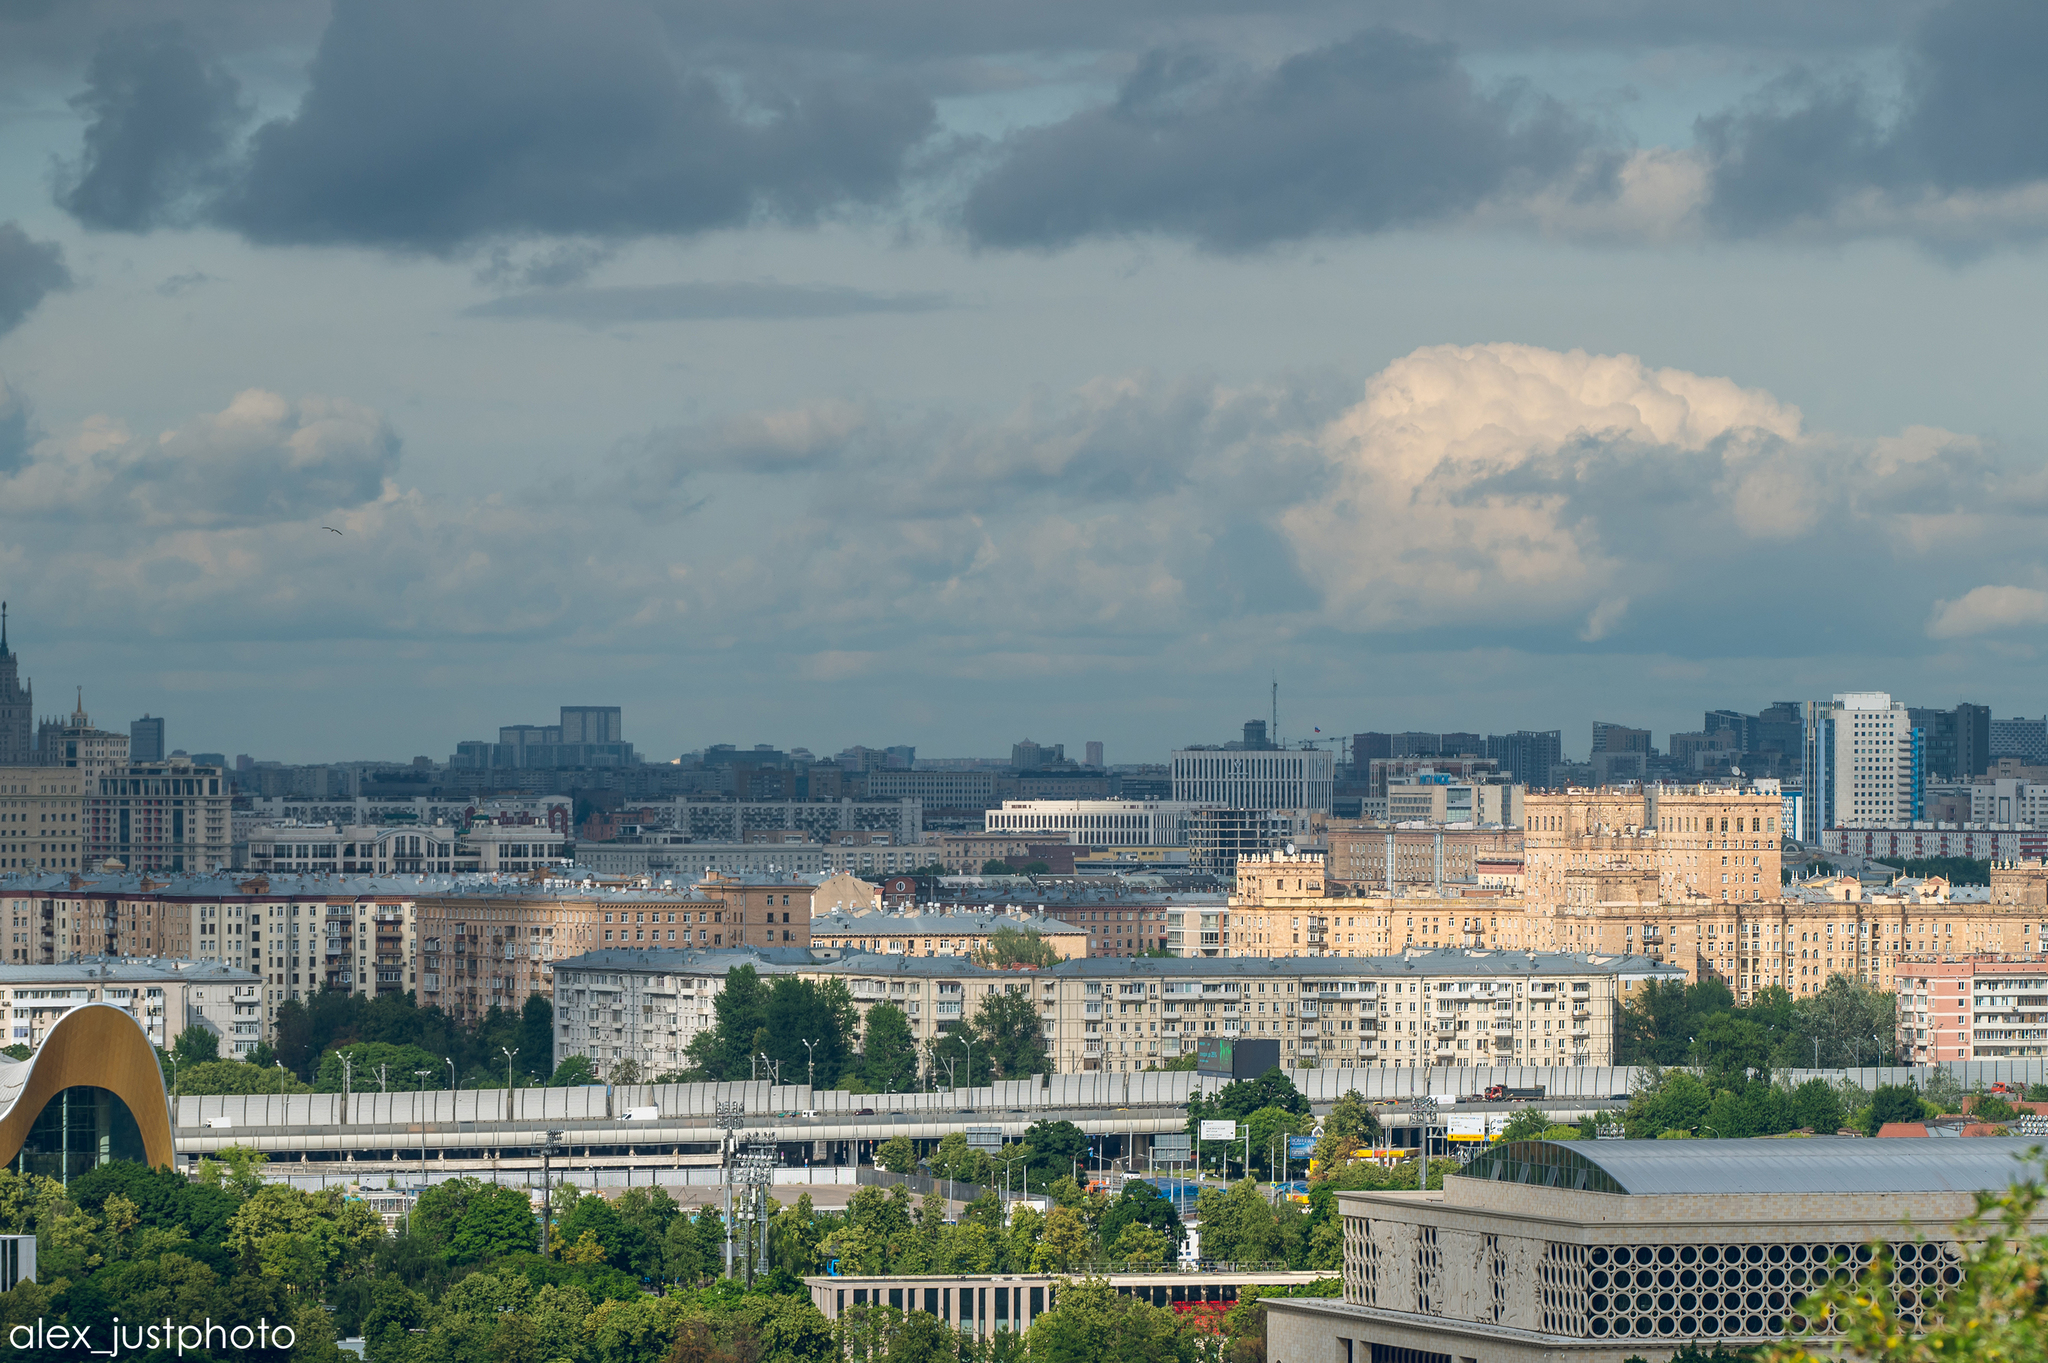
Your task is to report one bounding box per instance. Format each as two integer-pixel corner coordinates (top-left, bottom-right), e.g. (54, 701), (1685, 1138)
(1619, 977), (1897, 1071)
(972, 927), (1061, 969)
(683, 966), (859, 1086)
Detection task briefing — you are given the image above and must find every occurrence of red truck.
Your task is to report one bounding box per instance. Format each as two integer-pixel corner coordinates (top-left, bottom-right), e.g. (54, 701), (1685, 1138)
(1485, 1084), (1546, 1102)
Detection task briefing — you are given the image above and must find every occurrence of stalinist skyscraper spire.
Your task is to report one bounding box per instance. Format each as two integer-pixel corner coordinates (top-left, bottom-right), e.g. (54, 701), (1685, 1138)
(0, 602), (32, 765)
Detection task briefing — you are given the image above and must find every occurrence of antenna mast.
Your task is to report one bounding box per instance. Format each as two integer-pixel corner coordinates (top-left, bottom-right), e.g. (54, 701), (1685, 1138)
(1271, 676), (1278, 748)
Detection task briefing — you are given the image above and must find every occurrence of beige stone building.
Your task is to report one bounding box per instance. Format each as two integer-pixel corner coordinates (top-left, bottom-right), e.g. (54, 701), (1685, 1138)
(1223, 787), (2039, 1012)
(0, 767), (85, 877)
(1329, 824), (1522, 893)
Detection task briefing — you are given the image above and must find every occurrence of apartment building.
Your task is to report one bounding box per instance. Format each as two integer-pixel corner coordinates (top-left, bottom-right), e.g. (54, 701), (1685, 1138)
(550, 946), (818, 1081)
(808, 906), (1088, 960)
(696, 871), (815, 949)
(0, 958), (261, 1056)
(1327, 824), (1522, 893)
(549, 946), (1676, 1078)
(86, 757), (232, 873)
(1896, 958), (2048, 1063)
(1521, 786), (1783, 906)
(0, 767), (85, 874)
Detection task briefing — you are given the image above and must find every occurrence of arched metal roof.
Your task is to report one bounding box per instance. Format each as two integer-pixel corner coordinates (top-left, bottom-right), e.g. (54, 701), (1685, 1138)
(0, 1004), (175, 1169)
(1457, 1138), (2046, 1196)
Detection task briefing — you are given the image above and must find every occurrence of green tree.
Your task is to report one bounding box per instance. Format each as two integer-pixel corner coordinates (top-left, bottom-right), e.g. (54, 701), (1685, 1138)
(177, 1060), (312, 1096)
(1098, 1180), (1183, 1255)
(1020, 1120), (1088, 1191)
(548, 1055), (598, 1086)
(855, 1004), (920, 1094)
(1310, 1089), (1382, 1173)
(518, 995), (553, 1076)
(1618, 978), (1735, 1065)
(1210, 1067), (1311, 1119)
(314, 1041), (449, 1093)
(980, 860), (1013, 875)
(973, 927), (1061, 969)
(1194, 1179), (1287, 1264)
(172, 1026), (220, 1065)
(682, 965), (772, 1080)
(1692, 1013), (1772, 1089)
(933, 987), (1047, 1085)
(1863, 1083), (1929, 1135)
(1776, 977), (1898, 1068)
(1242, 1105), (1311, 1178)
(874, 1136), (920, 1175)
(1032, 1205), (1093, 1271)
(1500, 1108), (1554, 1142)
(1026, 1276), (1187, 1363)
(1789, 1078), (1846, 1133)
(1624, 1069), (1713, 1139)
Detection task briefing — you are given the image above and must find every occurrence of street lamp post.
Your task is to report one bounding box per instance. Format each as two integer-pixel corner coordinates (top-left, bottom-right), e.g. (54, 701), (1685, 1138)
(1413, 1093), (1439, 1191)
(414, 1069), (433, 1188)
(802, 1039), (817, 1092)
(502, 1046), (518, 1121)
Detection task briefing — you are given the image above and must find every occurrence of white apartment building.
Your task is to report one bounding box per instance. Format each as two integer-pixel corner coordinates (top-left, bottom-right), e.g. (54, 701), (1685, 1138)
(0, 958), (261, 1056)
(1170, 747), (1334, 812)
(551, 946), (1679, 1078)
(243, 794), (573, 830)
(984, 800), (1199, 846)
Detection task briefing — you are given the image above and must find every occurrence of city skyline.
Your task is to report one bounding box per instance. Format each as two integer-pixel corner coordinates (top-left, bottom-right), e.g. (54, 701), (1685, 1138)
(5, 599), (2046, 768)
(3, 3), (2048, 759)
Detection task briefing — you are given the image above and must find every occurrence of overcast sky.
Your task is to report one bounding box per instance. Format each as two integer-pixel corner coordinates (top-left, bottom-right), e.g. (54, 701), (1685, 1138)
(3, 0), (2047, 765)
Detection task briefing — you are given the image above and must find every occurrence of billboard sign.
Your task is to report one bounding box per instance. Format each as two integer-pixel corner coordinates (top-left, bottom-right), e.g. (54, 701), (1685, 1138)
(965, 1126), (1003, 1153)
(1286, 1135), (1318, 1159)
(1153, 1133), (1191, 1158)
(1198, 1120), (1238, 1141)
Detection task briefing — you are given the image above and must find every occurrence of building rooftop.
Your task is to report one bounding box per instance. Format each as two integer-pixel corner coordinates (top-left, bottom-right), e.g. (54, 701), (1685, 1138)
(811, 907), (1080, 936)
(551, 944), (1681, 982)
(0, 957), (259, 983)
(1461, 1137), (2047, 1196)
(553, 947), (822, 976)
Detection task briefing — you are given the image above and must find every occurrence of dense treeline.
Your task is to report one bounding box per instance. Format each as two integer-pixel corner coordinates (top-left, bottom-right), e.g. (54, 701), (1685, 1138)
(676, 965), (1050, 1093)
(1872, 855), (1990, 886)
(1618, 977), (1897, 1070)
(169, 988), (559, 1096)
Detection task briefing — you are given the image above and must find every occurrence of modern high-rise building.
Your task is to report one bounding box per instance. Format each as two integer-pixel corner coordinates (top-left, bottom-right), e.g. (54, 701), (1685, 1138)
(559, 705), (622, 744)
(1170, 745), (1334, 812)
(129, 714), (165, 764)
(1909, 702), (1992, 780)
(1991, 716), (2048, 764)
(1486, 730), (1562, 790)
(1084, 741), (1104, 768)
(1805, 692), (1921, 830)
(0, 605), (31, 767)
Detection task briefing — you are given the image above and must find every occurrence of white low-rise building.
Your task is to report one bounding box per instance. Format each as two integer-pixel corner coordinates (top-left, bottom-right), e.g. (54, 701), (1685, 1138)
(0, 958), (261, 1055)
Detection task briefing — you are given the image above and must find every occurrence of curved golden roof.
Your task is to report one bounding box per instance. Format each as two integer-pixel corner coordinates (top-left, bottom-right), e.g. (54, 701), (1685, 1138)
(0, 1003), (175, 1169)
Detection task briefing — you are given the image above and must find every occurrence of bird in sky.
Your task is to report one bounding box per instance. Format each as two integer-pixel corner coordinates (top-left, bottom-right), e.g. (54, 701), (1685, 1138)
(322, 526), (343, 535)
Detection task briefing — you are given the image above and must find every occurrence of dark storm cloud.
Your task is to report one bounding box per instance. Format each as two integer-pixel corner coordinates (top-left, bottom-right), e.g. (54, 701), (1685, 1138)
(465, 281), (950, 324)
(208, 0), (935, 250)
(1702, 0), (2048, 234)
(962, 28), (1599, 250)
(57, 24), (244, 231)
(642, 0), (1931, 60)
(0, 222), (69, 334)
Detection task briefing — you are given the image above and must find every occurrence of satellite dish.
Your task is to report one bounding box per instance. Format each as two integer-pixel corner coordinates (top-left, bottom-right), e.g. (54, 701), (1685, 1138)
(1285, 842), (1297, 856)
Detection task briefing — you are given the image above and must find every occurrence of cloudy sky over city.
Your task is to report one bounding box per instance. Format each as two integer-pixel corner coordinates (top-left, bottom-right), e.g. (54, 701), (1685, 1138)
(3, 0), (2047, 763)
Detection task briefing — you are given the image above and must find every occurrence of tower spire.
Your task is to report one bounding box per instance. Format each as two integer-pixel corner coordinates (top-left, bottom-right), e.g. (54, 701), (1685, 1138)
(1, 601), (8, 657)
